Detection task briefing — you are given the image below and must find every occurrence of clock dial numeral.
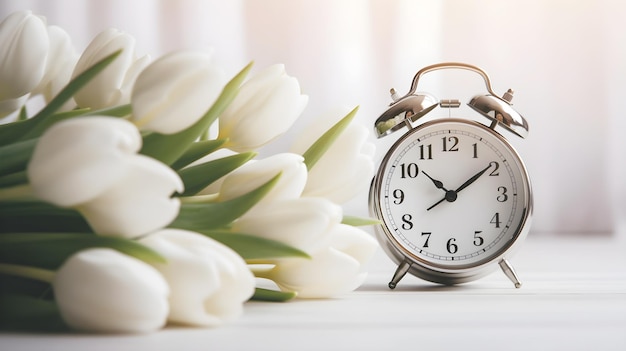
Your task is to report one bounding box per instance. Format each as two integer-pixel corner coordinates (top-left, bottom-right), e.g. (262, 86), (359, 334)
(490, 212), (501, 228)
(400, 163), (419, 178)
(472, 143), (478, 158)
(446, 238), (458, 254)
(421, 232), (432, 248)
(442, 136), (459, 152)
(393, 189), (405, 204)
(473, 231), (484, 246)
(401, 214), (413, 230)
(489, 161), (500, 176)
(419, 144), (433, 160)
(497, 186), (508, 202)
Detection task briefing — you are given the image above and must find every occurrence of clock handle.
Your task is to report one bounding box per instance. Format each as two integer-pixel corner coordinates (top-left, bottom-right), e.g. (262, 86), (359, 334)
(405, 62), (498, 97)
(392, 62), (529, 139)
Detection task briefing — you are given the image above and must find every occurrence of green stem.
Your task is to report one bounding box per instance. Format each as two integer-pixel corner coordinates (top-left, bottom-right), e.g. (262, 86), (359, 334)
(84, 104), (132, 117)
(249, 265), (275, 280)
(179, 194), (219, 204)
(0, 263), (55, 283)
(0, 184), (35, 201)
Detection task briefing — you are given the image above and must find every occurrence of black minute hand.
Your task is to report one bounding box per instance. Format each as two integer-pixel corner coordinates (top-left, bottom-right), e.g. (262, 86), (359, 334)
(454, 163), (493, 194)
(426, 163), (493, 211)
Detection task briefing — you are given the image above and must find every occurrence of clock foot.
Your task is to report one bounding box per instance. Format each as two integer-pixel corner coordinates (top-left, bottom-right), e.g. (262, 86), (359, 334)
(389, 260), (412, 289)
(499, 258), (522, 288)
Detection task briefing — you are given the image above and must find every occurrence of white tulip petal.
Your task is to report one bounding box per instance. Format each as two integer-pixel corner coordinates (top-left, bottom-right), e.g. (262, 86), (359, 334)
(0, 10), (48, 100)
(218, 64), (307, 152)
(269, 224), (378, 298)
(131, 51), (226, 134)
(0, 95), (28, 118)
(271, 247), (365, 299)
(218, 153), (307, 207)
(32, 25), (78, 107)
(72, 28), (145, 109)
(233, 197), (342, 252)
(290, 106), (353, 154)
(77, 154), (183, 238)
(303, 123), (375, 203)
(53, 248), (169, 333)
(329, 224), (379, 265)
(139, 229), (255, 327)
(27, 117), (142, 206)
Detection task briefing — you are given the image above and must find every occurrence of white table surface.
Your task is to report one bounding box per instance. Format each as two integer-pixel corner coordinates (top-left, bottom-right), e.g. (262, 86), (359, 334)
(2, 235), (626, 351)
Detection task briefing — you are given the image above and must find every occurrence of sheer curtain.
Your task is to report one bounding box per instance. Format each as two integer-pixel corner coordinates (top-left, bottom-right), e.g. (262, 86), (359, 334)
(1, 0), (624, 236)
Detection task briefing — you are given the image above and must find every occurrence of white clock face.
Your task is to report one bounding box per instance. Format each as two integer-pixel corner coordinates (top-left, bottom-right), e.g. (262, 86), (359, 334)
(373, 119), (531, 270)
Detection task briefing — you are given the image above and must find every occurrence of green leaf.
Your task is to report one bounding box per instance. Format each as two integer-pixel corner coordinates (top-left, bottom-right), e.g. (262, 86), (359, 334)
(178, 152), (256, 196)
(0, 201), (92, 233)
(83, 103), (132, 117)
(0, 139), (37, 177)
(251, 288), (297, 302)
(18, 105), (28, 121)
(0, 233), (166, 269)
(0, 171), (28, 188)
(342, 215), (381, 226)
(0, 294), (68, 332)
(0, 50), (122, 147)
(16, 108), (90, 141)
(302, 106), (359, 170)
(200, 231), (310, 260)
(141, 62), (253, 165)
(170, 138), (227, 170)
(169, 172), (279, 231)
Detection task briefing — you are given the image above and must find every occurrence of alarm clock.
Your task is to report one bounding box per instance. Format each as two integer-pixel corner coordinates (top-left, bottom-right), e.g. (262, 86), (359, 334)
(369, 62), (532, 289)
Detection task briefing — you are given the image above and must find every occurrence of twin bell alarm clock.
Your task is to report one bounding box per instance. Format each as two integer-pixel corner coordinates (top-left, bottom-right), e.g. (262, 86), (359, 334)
(369, 62), (532, 289)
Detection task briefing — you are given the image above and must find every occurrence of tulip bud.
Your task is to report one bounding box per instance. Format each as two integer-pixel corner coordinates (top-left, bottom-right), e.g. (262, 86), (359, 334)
(139, 229), (255, 327)
(217, 153), (307, 209)
(267, 224), (378, 298)
(232, 197), (342, 252)
(0, 10), (49, 115)
(291, 107), (375, 204)
(218, 64), (308, 152)
(72, 28), (150, 109)
(32, 25), (78, 110)
(53, 248), (169, 333)
(27, 117), (183, 238)
(130, 50), (226, 134)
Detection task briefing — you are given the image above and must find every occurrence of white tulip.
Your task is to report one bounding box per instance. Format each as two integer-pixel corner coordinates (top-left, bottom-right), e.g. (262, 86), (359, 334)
(0, 10), (48, 115)
(0, 95), (28, 118)
(218, 64), (308, 152)
(291, 107), (375, 204)
(53, 248), (169, 333)
(266, 224), (378, 298)
(232, 197), (343, 252)
(217, 153), (307, 209)
(32, 25), (78, 110)
(139, 229), (255, 327)
(130, 51), (226, 134)
(72, 28), (150, 109)
(27, 117), (183, 238)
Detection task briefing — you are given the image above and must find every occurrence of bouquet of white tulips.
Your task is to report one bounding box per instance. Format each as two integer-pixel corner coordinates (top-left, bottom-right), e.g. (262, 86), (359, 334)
(0, 10), (379, 333)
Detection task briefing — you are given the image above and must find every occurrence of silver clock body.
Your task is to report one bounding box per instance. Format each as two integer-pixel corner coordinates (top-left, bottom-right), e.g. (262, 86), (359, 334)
(368, 62), (532, 288)
(369, 118), (532, 287)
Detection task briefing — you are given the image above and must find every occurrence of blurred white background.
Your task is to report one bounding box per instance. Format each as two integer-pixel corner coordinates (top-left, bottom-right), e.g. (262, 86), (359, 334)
(1, 0), (624, 236)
